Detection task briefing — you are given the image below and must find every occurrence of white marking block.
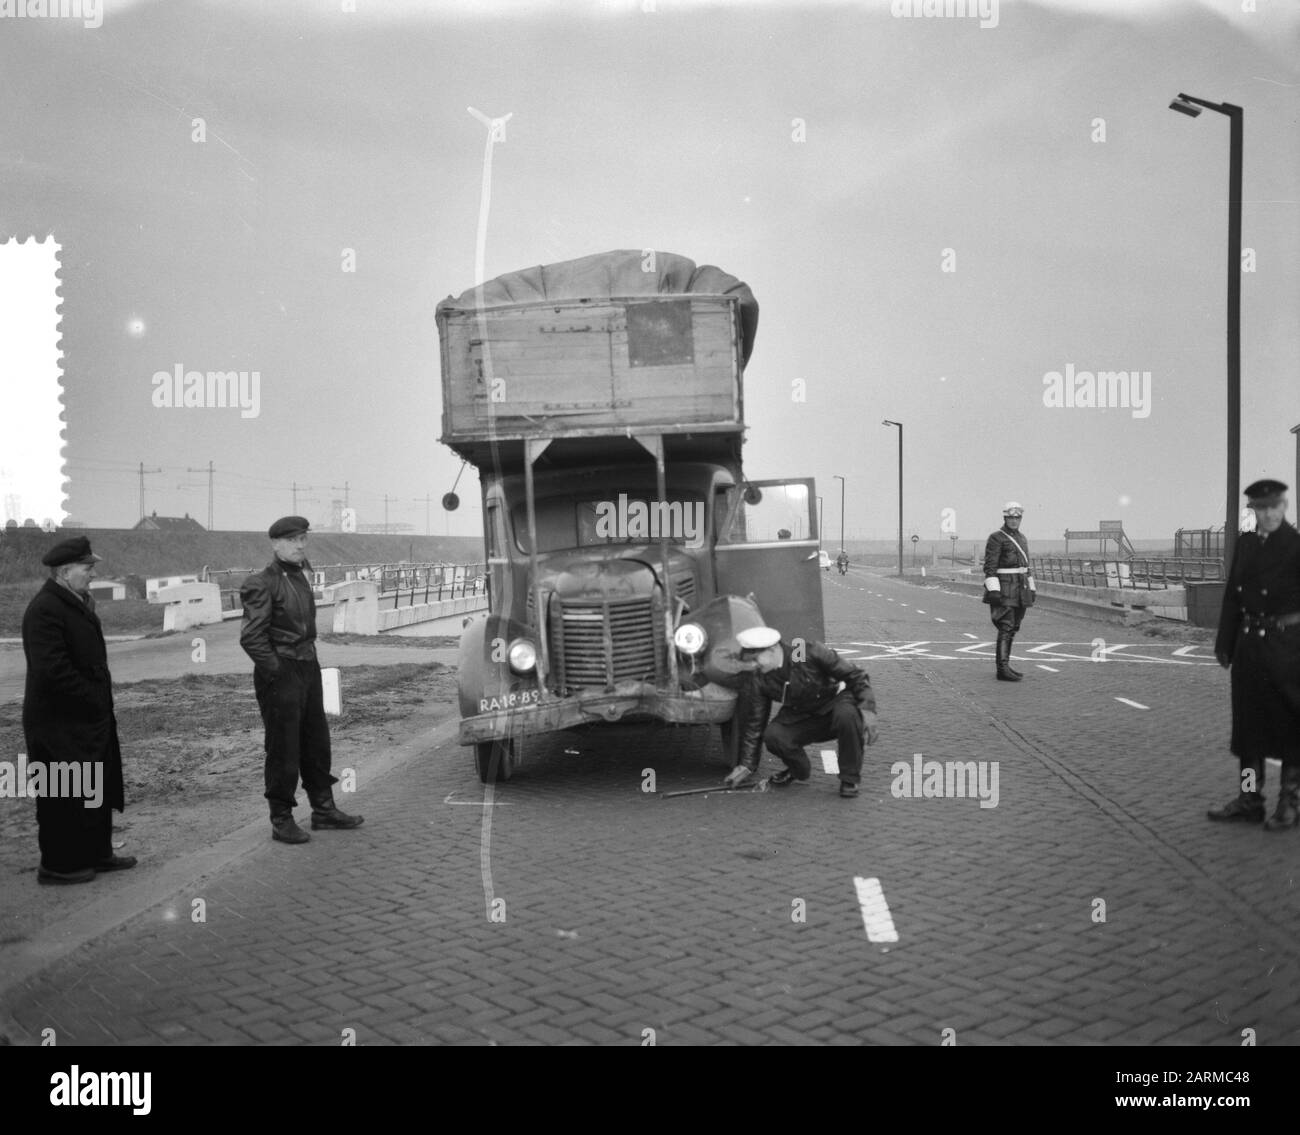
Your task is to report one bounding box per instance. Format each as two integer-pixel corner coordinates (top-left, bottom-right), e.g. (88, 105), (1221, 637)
(854, 876), (899, 943)
(1115, 697), (1149, 710)
(819, 749), (839, 775)
(321, 667), (342, 715)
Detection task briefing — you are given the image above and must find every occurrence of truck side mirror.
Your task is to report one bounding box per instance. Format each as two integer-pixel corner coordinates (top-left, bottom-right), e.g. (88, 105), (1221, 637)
(442, 492), (460, 511)
(743, 484), (763, 506)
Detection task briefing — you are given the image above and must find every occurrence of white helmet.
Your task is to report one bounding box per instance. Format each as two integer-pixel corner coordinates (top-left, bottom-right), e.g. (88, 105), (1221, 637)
(1002, 501), (1024, 517)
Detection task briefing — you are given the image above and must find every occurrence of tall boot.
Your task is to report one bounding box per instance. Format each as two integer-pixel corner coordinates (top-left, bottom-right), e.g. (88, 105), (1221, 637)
(309, 789), (364, 831)
(995, 633), (1021, 681)
(1264, 766), (1299, 832)
(1207, 760), (1265, 823)
(270, 804), (311, 844)
(1004, 631), (1024, 678)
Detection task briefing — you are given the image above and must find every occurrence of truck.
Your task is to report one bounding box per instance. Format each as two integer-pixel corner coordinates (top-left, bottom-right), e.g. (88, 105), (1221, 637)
(437, 249), (825, 782)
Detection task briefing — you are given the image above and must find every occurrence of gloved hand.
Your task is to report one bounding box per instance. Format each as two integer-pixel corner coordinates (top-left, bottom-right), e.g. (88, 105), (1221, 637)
(861, 710), (879, 746)
(723, 765), (753, 788)
(1216, 651), (1231, 669)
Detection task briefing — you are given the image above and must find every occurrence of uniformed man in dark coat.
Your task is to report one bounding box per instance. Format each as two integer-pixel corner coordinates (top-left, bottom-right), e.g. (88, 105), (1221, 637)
(1209, 480), (1300, 831)
(982, 501), (1035, 681)
(22, 537), (135, 884)
(240, 517), (363, 844)
(722, 626), (878, 798)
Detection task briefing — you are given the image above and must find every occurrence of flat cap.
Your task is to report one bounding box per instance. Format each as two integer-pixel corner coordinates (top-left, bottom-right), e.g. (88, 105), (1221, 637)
(41, 536), (102, 567)
(268, 516), (310, 539)
(736, 626), (781, 654)
(1002, 501), (1025, 517)
(1244, 480), (1287, 508)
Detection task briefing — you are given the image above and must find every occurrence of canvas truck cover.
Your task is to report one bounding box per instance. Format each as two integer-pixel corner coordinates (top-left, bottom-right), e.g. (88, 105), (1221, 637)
(437, 250), (759, 457)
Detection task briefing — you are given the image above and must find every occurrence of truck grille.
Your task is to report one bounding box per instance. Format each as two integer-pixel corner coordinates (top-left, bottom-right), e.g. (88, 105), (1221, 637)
(549, 595), (663, 692)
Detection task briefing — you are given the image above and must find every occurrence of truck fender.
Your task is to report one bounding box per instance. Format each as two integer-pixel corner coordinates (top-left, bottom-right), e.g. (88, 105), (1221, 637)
(457, 611), (537, 718)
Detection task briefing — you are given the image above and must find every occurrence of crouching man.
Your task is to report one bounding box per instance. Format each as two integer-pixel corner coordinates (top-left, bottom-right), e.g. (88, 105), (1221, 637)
(723, 626), (879, 798)
(240, 516), (363, 844)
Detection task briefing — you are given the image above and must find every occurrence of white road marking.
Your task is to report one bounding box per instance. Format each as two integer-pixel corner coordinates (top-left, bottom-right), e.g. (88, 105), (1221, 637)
(1115, 697), (1149, 710)
(934, 617), (946, 623)
(820, 749), (840, 774)
(1037, 664), (1059, 672)
(854, 877), (900, 944)
(915, 610), (925, 614)
(963, 632), (979, 640)
(444, 792), (512, 806)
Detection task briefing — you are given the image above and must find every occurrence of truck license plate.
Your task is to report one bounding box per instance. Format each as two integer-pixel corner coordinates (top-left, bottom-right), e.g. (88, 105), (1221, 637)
(478, 689), (541, 713)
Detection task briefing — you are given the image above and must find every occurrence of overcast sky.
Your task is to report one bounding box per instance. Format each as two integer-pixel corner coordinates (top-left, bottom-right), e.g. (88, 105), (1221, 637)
(1, 0), (1296, 544)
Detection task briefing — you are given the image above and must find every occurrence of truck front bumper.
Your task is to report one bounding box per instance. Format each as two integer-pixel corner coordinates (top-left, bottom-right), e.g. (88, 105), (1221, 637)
(458, 681), (738, 745)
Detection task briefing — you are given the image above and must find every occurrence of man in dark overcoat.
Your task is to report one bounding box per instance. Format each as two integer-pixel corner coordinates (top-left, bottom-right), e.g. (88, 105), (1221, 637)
(22, 536), (135, 884)
(1209, 479), (1300, 831)
(982, 501), (1035, 682)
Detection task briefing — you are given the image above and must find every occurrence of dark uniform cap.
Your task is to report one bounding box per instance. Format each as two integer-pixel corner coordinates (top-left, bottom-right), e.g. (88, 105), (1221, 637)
(41, 536), (102, 567)
(736, 626), (782, 655)
(268, 516), (311, 539)
(1244, 480), (1287, 508)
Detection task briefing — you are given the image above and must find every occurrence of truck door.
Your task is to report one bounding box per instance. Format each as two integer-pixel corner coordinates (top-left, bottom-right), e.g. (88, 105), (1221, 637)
(713, 478), (824, 642)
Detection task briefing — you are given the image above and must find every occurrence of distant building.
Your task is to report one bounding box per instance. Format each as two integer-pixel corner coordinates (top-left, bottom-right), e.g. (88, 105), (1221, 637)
(133, 511), (206, 533)
(89, 580), (127, 601)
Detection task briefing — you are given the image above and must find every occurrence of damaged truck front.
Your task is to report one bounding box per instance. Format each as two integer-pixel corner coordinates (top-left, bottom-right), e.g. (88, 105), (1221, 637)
(437, 250), (824, 781)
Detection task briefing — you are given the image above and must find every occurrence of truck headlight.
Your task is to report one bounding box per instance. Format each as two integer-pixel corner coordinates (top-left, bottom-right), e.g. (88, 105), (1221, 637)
(674, 623), (707, 656)
(507, 639), (537, 673)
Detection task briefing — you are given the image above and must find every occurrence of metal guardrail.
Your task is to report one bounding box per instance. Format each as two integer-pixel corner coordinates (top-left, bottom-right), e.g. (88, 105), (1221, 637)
(1032, 556), (1224, 591)
(203, 562), (487, 612)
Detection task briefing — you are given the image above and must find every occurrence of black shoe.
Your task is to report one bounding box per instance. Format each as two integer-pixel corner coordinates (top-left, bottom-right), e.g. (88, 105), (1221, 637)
(310, 806), (364, 831)
(839, 782), (859, 798)
(769, 768), (809, 787)
(38, 865), (96, 885)
(1206, 793), (1265, 823)
(271, 814), (311, 844)
(1264, 787), (1298, 832)
(94, 855), (138, 872)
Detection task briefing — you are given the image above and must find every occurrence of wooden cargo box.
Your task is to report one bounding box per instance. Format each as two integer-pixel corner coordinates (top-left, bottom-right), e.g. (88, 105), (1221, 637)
(438, 294), (744, 448)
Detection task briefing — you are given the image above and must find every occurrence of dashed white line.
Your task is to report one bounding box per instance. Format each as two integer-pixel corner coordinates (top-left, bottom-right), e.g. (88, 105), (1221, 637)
(915, 610), (925, 614)
(854, 877), (899, 944)
(934, 617), (946, 623)
(1037, 664), (1059, 672)
(962, 632), (978, 640)
(1114, 697), (1149, 710)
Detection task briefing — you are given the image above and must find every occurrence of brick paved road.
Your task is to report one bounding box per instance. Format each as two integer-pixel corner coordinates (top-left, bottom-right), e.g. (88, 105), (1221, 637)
(2, 566), (1296, 1045)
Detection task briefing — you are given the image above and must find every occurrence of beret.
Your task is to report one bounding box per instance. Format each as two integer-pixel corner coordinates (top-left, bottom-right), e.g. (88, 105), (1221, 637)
(268, 516), (311, 539)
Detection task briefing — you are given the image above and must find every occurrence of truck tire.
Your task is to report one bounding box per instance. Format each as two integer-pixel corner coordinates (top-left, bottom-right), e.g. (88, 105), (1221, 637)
(475, 739), (515, 783)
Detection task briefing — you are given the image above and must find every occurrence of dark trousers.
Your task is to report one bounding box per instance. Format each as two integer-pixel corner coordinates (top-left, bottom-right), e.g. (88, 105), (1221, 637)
(763, 692), (866, 785)
(36, 793), (112, 873)
(254, 658), (336, 812)
(990, 605), (1026, 634)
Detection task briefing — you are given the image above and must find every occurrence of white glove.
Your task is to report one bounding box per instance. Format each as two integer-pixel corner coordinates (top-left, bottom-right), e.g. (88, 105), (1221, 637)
(983, 577), (1001, 592)
(723, 765), (753, 788)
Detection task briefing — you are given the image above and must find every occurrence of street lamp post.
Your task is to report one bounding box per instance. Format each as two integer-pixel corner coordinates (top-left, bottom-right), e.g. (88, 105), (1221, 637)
(883, 420), (903, 577)
(1169, 91), (1243, 571)
(833, 475), (846, 556)
(817, 494), (824, 546)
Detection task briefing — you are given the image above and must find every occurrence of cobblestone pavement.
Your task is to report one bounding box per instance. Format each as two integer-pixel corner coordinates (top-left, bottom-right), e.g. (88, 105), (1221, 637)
(2, 567), (1296, 1046)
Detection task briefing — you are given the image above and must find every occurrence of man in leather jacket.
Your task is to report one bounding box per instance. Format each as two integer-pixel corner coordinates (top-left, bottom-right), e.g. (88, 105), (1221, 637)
(982, 501), (1035, 682)
(240, 517), (363, 844)
(723, 626), (878, 798)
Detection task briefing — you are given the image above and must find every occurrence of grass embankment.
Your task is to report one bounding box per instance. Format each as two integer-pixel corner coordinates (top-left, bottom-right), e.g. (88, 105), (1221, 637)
(0, 582), (167, 638)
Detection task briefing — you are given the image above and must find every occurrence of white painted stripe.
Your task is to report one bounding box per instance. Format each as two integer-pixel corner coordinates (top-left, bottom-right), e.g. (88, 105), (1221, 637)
(820, 749), (840, 774)
(934, 617), (946, 623)
(1037, 664), (1059, 672)
(915, 610), (925, 614)
(1115, 697), (1149, 710)
(963, 632), (978, 639)
(854, 877), (899, 943)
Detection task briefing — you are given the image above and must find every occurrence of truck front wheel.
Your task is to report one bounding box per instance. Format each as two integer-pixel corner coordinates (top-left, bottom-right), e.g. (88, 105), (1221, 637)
(475, 739), (516, 783)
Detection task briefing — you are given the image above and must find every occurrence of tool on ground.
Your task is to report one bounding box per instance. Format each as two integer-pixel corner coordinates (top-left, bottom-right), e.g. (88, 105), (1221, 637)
(661, 778), (770, 799)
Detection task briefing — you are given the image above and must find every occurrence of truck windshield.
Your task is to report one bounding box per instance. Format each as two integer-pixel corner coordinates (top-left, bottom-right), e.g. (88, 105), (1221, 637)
(512, 491), (707, 553)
